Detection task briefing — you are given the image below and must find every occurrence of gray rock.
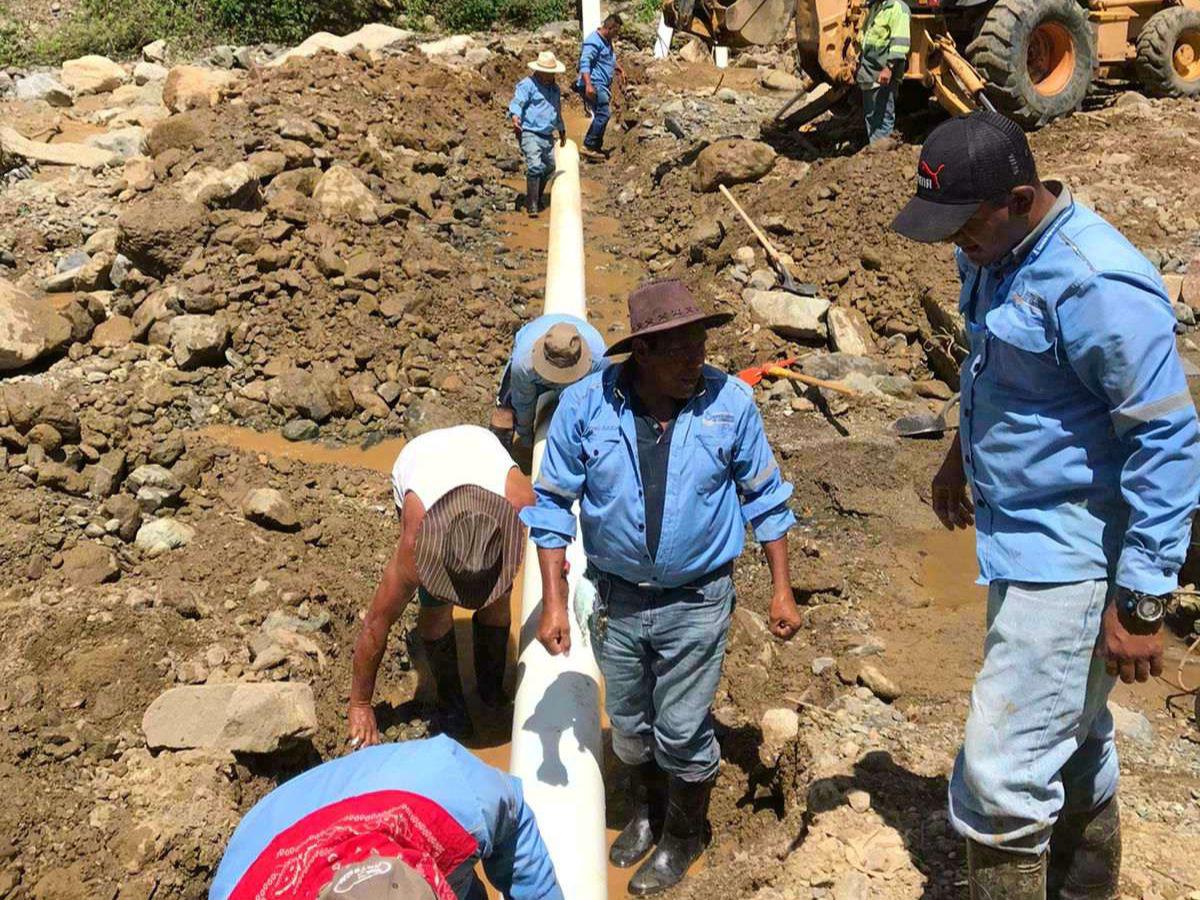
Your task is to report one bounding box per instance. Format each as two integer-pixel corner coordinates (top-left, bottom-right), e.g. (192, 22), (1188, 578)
(811, 656), (835, 675)
(170, 314), (228, 369)
(827, 306), (876, 356)
(403, 398), (458, 439)
(142, 682), (317, 753)
(1109, 702), (1154, 745)
(127, 463), (182, 494)
(281, 419), (319, 441)
(134, 517), (194, 553)
(109, 254), (132, 289)
(745, 289), (830, 341)
(858, 664), (901, 702)
(57, 250), (90, 273)
(85, 126), (145, 161)
(133, 61), (168, 85)
(142, 39), (167, 63)
(801, 353), (887, 381)
(241, 488), (299, 532)
(15, 73), (73, 107)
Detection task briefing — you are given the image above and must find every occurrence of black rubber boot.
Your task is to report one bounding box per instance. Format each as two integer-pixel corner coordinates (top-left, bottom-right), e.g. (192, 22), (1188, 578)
(628, 775), (713, 895)
(525, 175), (540, 217)
(422, 631), (473, 740)
(471, 617), (510, 708)
(609, 762), (667, 868)
(967, 840), (1047, 900)
(1047, 796), (1121, 899)
(537, 175), (551, 211)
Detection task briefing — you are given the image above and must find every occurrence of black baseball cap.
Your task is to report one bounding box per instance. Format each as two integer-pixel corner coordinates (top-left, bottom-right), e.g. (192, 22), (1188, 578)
(891, 110), (1038, 243)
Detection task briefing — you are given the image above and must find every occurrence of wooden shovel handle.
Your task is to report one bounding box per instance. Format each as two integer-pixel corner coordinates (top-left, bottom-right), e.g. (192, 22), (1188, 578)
(718, 184), (784, 264)
(766, 366), (859, 397)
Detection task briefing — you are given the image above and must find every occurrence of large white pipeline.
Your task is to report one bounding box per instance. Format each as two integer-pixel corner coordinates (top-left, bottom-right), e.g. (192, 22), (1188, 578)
(509, 140), (607, 899)
(581, 0), (602, 37)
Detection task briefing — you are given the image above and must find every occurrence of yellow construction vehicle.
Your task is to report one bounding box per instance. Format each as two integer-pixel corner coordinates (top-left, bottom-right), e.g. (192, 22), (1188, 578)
(663, 0), (1200, 127)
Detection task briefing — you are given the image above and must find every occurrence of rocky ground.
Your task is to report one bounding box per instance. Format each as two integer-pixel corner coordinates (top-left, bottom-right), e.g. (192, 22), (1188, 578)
(0, 18), (1199, 900)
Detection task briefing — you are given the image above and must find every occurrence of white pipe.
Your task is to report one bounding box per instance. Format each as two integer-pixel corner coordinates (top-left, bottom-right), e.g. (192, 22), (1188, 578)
(509, 139), (607, 900)
(714, 46), (730, 68)
(581, 0), (602, 36)
(653, 15), (674, 59)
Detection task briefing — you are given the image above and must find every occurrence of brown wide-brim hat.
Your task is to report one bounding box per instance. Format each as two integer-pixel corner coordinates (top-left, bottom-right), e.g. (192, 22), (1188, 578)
(532, 322), (594, 385)
(414, 484), (523, 610)
(605, 279), (733, 357)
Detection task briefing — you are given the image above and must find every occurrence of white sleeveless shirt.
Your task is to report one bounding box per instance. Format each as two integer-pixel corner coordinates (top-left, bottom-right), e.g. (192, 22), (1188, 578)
(391, 425), (516, 511)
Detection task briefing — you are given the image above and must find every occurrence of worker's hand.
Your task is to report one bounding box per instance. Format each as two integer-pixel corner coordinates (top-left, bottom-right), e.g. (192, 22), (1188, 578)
(559, 131), (567, 147)
(768, 587), (802, 641)
(511, 116), (522, 136)
(1097, 600), (1163, 684)
(537, 602), (571, 656)
(348, 701), (381, 750)
(585, 84), (597, 102)
(877, 66), (892, 86)
(931, 443), (973, 530)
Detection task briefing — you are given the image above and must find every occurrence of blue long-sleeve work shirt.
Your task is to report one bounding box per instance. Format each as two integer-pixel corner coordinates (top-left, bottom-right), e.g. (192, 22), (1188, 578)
(509, 314), (609, 443)
(508, 76), (565, 137)
(577, 29), (617, 90)
(520, 363), (796, 587)
(958, 186), (1200, 595)
(210, 736), (562, 900)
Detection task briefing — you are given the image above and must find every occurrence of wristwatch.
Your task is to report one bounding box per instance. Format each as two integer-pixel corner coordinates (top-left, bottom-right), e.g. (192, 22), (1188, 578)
(1116, 586), (1166, 625)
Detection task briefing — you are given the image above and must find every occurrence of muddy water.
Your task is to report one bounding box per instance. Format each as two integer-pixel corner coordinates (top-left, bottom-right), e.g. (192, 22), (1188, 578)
(202, 425), (638, 898)
(914, 527), (987, 611)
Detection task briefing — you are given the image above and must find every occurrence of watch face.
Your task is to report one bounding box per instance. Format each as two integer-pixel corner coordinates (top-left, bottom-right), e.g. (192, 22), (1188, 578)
(1136, 596), (1165, 622)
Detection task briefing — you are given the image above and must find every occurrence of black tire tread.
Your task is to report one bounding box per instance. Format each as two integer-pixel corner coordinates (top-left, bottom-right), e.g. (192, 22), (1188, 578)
(1135, 7), (1200, 98)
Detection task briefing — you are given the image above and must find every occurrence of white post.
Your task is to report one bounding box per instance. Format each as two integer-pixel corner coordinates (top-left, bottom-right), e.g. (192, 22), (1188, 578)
(653, 13), (674, 58)
(581, 0), (602, 36)
(509, 139), (607, 900)
(714, 45), (730, 68)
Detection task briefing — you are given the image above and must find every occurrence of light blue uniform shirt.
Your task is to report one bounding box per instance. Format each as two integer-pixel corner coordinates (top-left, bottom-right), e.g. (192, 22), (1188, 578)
(210, 736), (562, 900)
(958, 186), (1200, 595)
(509, 314), (609, 443)
(508, 76), (564, 137)
(577, 30), (617, 90)
(521, 363), (796, 587)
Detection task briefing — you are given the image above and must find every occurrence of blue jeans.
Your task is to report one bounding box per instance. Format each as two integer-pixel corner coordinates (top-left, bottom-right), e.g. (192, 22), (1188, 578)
(520, 130), (555, 178)
(587, 565), (734, 782)
(948, 580), (1119, 855)
(582, 85), (611, 151)
(862, 82), (896, 143)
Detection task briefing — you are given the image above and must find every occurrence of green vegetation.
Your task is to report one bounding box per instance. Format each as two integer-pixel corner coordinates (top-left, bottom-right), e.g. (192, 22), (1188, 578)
(632, 0), (662, 24)
(0, 0), (569, 67)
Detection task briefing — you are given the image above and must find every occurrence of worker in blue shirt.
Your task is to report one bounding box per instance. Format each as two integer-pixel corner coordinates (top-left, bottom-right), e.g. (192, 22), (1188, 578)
(490, 313), (609, 458)
(210, 735), (562, 900)
(520, 280), (803, 896)
(576, 14), (623, 157)
(892, 110), (1200, 898)
(509, 51), (567, 217)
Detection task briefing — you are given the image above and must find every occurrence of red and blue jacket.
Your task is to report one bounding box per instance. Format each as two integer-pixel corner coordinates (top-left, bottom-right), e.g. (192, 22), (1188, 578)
(210, 736), (563, 900)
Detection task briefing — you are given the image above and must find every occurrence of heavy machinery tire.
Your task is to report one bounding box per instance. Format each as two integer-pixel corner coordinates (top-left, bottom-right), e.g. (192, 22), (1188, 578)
(1135, 7), (1200, 97)
(967, 0), (1095, 127)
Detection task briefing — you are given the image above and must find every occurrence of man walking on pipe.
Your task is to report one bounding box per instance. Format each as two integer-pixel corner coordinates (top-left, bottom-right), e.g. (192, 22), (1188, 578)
(892, 110), (1200, 897)
(575, 13), (623, 159)
(348, 425), (533, 745)
(521, 279), (804, 895)
(509, 51), (568, 218)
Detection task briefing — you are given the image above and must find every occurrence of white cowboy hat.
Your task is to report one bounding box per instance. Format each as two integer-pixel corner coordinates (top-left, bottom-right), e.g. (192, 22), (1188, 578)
(528, 50), (566, 74)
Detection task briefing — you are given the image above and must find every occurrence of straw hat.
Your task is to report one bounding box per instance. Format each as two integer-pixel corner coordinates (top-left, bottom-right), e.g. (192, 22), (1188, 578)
(531, 323), (594, 384)
(528, 50), (566, 74)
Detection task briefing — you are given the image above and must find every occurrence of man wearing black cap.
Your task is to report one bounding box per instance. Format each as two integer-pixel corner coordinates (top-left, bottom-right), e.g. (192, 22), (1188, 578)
(520, 279), (803, 895)
(893, 110), (1200, 897)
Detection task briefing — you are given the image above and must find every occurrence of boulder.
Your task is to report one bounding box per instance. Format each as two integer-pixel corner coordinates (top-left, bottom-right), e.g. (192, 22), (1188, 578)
(267, 365), (353, 423)
(63, 541), (120, 586)
(746, 289), (830, 341)
(692, 139), (776, 192)
(146, 111), (212, 156)
(404, 398), (457, 439)
(241, 488), (299, 532)
(134, 61), (168, 85)
(827, 306), (876, 356)
(135, 517), (194, 553)
(15, 73), (72, 106)
(312, 166), (379, 223)
(143, 682), (317, 753)
(176, 162), (260, 208)
(268, 23), (413, 67)
(162, 65), (242, 112)
(61, 56), (128, 95)
(678, 38), (710, 64)
(418, 35), (475, 58)
(170, 315), (229, 369)
(0, 279), (73, 372)
(0, 382), (80, 440)
(0, 125), (116, 169)
(91, 314), (134, 348)
(117, 198), (210, 277)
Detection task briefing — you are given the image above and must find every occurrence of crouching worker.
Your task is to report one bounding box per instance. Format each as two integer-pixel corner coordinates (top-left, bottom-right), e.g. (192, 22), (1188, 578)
(209, 735), (563, 900)
(509, 51), (567, 217)
(490, 313), (609, 460)
(349, 425), (532, 743)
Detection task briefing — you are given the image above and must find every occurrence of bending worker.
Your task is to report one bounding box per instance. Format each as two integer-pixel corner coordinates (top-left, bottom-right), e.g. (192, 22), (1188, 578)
(509, 50), (567, 218)
(349, 425), (532, 744)
(209, 735), (562, 900)
(490, 313), (609, 457)
(521, 280), (803, 896)
(576, 13), (623, 158)
(892, 110), (1200, 897)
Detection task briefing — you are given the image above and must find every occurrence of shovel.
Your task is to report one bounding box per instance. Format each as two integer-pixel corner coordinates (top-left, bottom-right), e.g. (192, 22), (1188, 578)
(718, 184), (819, 298)
(737, 357), (859, 397)
(893, 393), (961, 438)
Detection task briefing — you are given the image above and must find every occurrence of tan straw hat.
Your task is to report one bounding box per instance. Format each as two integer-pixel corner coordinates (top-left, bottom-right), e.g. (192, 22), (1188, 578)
(414, 485), (523, 610)
(529, 50), (566, 74)
(531, 323), (594, 385)
(317, 854), (437, 900)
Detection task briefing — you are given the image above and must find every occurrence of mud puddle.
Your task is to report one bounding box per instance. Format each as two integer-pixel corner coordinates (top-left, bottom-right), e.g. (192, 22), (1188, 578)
(201, 424), (406, 474)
